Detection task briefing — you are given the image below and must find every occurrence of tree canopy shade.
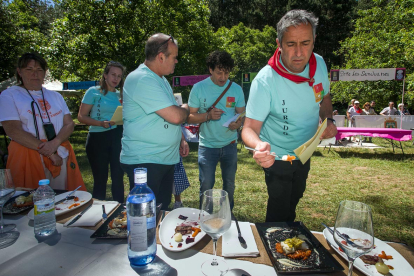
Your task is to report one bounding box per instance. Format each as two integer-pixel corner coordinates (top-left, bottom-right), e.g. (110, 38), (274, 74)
(42, 0), (217, 82)
(331, 0), (414, 108)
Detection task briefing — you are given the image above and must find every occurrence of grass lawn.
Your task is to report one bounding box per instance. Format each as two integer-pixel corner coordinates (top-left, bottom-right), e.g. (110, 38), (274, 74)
(67, 129), (413, 247)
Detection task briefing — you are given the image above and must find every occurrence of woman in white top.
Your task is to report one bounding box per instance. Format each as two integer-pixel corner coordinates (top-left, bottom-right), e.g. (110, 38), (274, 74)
(0, 53), (85, 191)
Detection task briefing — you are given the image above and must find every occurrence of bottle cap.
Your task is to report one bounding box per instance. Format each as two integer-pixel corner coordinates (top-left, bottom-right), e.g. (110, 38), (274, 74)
(39, 179), (50, 186)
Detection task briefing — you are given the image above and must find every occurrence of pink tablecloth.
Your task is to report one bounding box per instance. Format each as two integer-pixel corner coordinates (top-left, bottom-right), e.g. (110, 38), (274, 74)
(336, 127), (412, 141)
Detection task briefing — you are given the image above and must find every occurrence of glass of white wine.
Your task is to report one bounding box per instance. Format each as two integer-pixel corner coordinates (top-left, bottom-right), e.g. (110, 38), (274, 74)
(199, 189), (232, 276)
(0, 169), (16, 233)
(334, 200), (374, 276)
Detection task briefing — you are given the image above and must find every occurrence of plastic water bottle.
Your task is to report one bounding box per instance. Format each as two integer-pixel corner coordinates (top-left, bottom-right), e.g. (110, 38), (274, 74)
(127, 168), (157, 266)
(33, 179), (56, 236)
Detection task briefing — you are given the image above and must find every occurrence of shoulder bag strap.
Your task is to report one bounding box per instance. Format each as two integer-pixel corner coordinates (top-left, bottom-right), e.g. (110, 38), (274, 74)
(197, 81), (233, 137)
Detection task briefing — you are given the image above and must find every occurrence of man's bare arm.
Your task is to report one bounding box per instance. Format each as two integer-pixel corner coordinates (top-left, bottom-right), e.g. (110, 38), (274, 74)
(319, 94), (337, 139)
(156, 104), (190, 125)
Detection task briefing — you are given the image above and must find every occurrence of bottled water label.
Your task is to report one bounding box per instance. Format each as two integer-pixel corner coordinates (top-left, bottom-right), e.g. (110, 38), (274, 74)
(147, 216), (156, 229)
(129, 216), (148, 252)
(34, 202), (55, 215)
(134, 173), (146, 184)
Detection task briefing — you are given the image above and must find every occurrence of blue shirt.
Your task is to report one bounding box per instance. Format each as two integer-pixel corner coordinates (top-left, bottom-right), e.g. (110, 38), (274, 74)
(81, 86), (121, 132)
(188, 78), (245, 148)
(246, 53), (330, 157)
(120, 64), (181, 165)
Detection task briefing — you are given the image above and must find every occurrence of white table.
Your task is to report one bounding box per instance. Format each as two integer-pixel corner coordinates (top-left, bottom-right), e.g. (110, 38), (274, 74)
(0, 214), (277, 276)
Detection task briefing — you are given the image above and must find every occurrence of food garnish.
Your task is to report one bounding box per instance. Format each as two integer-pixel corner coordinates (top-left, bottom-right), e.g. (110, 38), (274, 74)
(178, 215), (188, 220)
(378, 250), (393, 260)
(282, 155), (296, 164)
(192, 227), (201, 237)
(13, 194), (34, 207)
(68, 203), (80, 209)
(360, 255), (379, 265)
(375, 258), (390, 275)
(107, 210), (127, 237)
(173, 233), (183, 242)
(276, 237), (311, 260)
(185, 236), (195, 244)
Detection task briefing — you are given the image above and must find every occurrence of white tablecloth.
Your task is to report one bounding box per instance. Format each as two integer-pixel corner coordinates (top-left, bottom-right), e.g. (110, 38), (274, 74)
(0, 214), (277, 276)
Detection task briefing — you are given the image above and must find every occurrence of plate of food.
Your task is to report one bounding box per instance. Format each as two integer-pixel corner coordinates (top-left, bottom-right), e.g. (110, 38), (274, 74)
(27, 190), (92, 220)
(3, 191), (35, 214)
(255, 222), (343, 274)
(159, 207), (206, 252)
(323, 227), (414, 276)
(90, 203), (162, 239)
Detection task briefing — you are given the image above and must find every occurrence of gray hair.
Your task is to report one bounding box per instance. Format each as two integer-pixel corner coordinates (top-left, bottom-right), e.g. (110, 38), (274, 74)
(277, 10), (318, 45)
(145, 33), (178, 61)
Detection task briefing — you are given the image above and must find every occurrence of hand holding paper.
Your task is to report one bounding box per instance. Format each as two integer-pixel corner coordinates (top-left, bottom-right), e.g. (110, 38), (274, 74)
(223, 111), (246, 128)
(110, 106), (123, 125)
(293, 119), (327, 164)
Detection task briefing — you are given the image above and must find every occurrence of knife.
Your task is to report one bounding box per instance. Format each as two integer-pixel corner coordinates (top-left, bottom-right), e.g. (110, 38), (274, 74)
(55, 185), (82, 205)
(321, 223), (362, 249)
(232, 212), (247, 247)
(67, 203), (92, 226)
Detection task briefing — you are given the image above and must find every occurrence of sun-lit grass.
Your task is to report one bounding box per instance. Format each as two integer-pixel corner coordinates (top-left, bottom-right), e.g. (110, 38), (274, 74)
(67, 130), (414, 247)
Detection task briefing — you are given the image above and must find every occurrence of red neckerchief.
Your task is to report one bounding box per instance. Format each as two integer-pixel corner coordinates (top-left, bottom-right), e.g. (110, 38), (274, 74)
(354, 106), (362, 113)
(268, 48), (316, 87)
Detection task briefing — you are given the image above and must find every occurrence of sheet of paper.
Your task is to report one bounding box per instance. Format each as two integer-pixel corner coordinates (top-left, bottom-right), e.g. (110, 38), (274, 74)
(222, 111), (246, 127)
(110, 106), (123, 125)
(294, 119), (327, 164)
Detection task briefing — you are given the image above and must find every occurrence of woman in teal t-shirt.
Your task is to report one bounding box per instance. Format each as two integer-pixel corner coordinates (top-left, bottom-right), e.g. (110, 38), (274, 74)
(78, 61), (126, 202)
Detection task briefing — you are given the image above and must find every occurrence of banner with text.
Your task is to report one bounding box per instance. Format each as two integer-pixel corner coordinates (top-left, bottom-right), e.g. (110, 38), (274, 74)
(173, 75), (210, 87)
(330, 68), (405, 82)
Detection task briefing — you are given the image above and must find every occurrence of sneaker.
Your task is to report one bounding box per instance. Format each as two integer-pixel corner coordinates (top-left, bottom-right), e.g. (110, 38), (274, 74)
(173, 201), (184, 209)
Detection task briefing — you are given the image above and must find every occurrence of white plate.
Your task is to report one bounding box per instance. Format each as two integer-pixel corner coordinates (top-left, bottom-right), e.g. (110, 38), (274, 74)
(323, 227), (414, 276)
(159, 207), (206, 252)
(27, 191), (92, 220)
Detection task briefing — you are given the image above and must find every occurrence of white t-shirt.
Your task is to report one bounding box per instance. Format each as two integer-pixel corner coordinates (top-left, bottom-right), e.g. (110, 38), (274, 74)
(0, 85), (71, 157)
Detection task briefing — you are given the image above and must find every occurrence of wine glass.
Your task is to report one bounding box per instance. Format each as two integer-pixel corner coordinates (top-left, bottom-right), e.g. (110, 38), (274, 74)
(334, 200), (374, 276)
(199, 189), (232, 276)
(0, 169), (16, 233)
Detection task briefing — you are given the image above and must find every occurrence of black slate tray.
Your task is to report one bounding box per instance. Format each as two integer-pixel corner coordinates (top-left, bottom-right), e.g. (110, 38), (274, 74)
(90, 203), (162, 239)
(3, 191), (34, 214)
(255, 221), (344, 274)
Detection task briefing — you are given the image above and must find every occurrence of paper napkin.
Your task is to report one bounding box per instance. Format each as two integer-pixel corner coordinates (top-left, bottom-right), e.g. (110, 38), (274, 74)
(222, 221), (259, 257)
(64, 202), (118, 227)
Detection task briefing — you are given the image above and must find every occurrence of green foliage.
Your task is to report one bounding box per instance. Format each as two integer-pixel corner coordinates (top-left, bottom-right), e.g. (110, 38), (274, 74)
(215, 23), (277, 82)
(42, 0), (216, 83)
(331, 0), (414, 109)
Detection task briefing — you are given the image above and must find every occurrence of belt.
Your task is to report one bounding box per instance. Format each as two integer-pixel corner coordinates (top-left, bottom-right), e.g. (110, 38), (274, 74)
(230, 140), (236, 144)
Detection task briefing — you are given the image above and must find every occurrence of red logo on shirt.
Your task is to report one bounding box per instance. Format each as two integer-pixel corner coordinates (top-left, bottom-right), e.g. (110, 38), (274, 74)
(38, 99), (51, 112)
(226, 97), (235, 108)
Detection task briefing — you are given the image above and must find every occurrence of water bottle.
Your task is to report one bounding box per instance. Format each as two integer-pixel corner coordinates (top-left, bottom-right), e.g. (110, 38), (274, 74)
(33, 179), (56, 236)
(126, 168), (157, 266)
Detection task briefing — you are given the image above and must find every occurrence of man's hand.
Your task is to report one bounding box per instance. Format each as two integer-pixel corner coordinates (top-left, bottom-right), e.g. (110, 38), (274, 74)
(228, 116), (242, 131)
(209, 108), (224, 120)
(49, 153), (63, 167)
(251, 141), (275, 168)
(179, 139), (189, 157)
(38, 140), (60, 157)
(320, 121), (338, 140)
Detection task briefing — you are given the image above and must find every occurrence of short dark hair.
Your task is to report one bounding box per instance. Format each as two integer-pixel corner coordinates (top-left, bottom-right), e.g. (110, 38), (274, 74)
(15, 53), (48, 85)
(145, 33), (178, 61)
(206, 51), (234, 72)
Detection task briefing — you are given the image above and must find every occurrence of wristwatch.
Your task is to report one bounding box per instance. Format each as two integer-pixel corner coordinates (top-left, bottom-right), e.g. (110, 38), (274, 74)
(327, 118), (336, 125)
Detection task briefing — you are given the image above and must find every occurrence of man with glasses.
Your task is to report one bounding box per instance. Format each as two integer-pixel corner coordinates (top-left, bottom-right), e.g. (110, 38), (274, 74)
(120, 33), (190, 209)
(187, 51), (245, 210)
(380, 102), (397, 116)
(242, 10), (337, 222)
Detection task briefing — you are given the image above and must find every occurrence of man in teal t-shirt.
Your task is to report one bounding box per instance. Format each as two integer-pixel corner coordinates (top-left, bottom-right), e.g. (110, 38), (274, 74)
(188, 51), (245, 209)
(242, 10), (337, 222)
(120, 33), (190, 209)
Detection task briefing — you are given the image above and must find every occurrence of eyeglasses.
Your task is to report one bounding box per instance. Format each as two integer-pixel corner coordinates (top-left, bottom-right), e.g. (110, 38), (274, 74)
(157, 35), (174, 52)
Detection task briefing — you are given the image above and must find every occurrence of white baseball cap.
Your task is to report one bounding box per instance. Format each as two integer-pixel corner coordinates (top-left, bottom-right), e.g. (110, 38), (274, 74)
(354, 101), (360, 104)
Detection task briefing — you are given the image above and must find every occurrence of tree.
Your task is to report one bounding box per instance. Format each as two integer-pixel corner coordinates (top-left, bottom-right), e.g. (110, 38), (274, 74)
(331, 0), (414, 109)
(42, 0), (216, 83)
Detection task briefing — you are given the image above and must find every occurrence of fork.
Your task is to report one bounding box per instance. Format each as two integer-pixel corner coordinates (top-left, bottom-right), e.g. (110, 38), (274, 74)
(102, 205), (107, 221)
(321, 223), (364, 249)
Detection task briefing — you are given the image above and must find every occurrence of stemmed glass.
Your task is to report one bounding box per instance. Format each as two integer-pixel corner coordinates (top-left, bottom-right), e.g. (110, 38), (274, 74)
(334, 200), (374, 276)
(199, 189), (232, 276)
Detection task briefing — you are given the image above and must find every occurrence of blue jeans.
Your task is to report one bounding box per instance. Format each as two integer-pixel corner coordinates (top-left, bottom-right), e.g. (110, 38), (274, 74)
(198, 143), (238, 210)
